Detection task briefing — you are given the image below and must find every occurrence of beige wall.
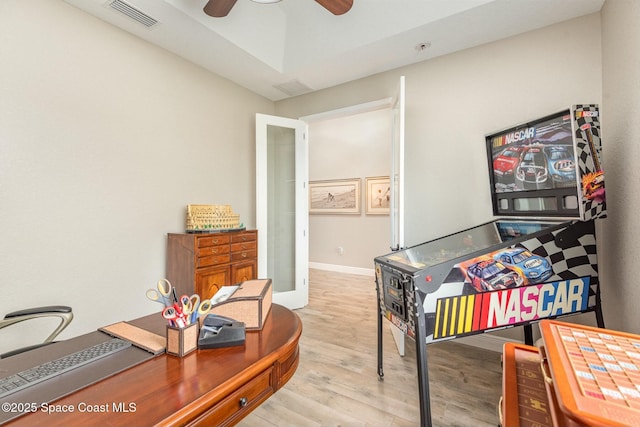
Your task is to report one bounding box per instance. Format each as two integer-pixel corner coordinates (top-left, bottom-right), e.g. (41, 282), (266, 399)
(599, 0), (640, 333)
(401, 14), (602, 245)
(0, 0), (274, 352)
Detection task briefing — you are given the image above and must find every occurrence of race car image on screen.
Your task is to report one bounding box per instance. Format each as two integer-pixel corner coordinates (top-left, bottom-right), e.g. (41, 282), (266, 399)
(515, 145), (549, 189)
(466, 257), (525, 292)
(493, 247), (552, 285)
(543, 145), (576, 188)
(493, 146), (524, 183)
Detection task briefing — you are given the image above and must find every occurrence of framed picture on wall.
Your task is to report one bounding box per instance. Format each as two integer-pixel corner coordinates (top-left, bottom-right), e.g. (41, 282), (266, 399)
(365, 176), (390, 215)
(309, 178), (361, 214)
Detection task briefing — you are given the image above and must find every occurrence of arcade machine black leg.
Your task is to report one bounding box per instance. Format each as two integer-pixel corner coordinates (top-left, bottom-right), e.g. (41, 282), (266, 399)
(376, 280), (384, 380)
(414, 291), (432, 427)
(523, 324), (534, 346)
(595, 284), (605, 328)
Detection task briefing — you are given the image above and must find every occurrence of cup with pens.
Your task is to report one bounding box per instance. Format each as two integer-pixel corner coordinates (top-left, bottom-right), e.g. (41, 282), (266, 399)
(146, 279), (212, 357)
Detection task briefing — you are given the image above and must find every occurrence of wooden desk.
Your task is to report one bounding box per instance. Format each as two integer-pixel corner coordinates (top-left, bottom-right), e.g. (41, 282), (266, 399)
(2, 304), (301, 427)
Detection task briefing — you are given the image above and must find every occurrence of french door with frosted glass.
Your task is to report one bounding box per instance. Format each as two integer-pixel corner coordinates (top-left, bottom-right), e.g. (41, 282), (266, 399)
(255, 114), (308, 309)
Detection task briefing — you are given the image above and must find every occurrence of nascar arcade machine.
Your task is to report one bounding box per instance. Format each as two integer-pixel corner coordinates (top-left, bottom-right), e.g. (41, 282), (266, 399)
(374, 105), (606, 427)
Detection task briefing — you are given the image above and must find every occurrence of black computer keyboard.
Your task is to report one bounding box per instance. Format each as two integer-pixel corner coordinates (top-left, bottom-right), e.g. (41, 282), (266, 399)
(0, 338), (131, 399)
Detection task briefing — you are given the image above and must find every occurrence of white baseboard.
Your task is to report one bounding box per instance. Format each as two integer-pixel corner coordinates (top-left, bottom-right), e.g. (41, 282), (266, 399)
(309, 262), (374, 277)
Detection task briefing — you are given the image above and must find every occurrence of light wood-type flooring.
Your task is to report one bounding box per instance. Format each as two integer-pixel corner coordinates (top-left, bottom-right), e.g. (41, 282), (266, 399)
(238, 269), (503, 427)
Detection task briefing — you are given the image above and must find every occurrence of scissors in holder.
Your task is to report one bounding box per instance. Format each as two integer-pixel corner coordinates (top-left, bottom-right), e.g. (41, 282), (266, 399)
(162, 305), (186, 328)
(146, 279), (173, 307)
(178, 294), (194, 324)
(194, 299), (213, 323)
(188, 294), (200, 324)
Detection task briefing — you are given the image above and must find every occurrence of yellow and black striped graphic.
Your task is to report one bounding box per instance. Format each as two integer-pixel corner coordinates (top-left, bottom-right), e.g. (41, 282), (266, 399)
(433, 294), (477, 339)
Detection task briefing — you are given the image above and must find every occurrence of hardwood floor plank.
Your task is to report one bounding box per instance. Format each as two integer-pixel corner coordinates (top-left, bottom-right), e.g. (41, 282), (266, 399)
(238, 269), (503, 427)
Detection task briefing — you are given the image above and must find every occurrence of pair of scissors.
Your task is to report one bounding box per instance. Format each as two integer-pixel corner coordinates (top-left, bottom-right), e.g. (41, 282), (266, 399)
(178, 294), (194, 325)
(193, 298), (213, 323)
(183, 294), (213, 324)
(146, 279), (173, 307)
(162, 305), (186, 328)
(188, 294), (201, 324)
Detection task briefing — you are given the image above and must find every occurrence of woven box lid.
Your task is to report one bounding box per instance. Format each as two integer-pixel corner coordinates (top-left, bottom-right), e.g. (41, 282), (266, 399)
(209, 279), (272, 330)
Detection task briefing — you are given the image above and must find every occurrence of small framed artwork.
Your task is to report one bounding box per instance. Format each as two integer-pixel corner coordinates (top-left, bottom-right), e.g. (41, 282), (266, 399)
(309, 178), (361, 214)
(365, 176), (391, 215)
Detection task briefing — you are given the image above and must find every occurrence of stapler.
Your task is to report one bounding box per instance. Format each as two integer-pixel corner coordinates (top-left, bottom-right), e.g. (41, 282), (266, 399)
(198, 314), (246, 349)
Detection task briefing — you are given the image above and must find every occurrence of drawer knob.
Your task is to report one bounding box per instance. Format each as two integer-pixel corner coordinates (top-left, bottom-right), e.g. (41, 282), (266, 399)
(239, 397), (248, 407)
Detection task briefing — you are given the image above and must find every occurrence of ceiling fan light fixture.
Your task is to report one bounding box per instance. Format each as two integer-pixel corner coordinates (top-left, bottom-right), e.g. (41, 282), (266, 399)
(204, 0), (351, 18)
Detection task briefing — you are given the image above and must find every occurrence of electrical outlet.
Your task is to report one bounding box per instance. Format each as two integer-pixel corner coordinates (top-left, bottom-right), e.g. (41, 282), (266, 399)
(337, 246), (344, 255)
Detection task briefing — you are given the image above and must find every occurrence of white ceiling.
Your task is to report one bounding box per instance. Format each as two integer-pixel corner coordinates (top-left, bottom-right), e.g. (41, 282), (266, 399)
(63, 0), (605, 101)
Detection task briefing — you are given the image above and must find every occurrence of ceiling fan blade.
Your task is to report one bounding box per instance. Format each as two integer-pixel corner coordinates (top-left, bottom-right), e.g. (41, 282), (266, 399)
(315, 0), (353, 15)
(203, 0), (238, 17)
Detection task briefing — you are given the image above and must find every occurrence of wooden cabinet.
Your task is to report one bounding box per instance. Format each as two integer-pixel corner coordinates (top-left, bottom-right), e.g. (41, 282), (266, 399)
(166, 230), (257, 299)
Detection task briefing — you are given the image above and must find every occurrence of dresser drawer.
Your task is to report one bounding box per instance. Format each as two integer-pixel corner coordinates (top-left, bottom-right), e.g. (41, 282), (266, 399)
(191, 368), (274, 427)
(231, 250), (257, 262)
(197, 245), (231, 258)
(197, 234), (231, 248)
(230, 240), (257, 252)
(230, 231), (257, 243)
(198, 254), (231, 268)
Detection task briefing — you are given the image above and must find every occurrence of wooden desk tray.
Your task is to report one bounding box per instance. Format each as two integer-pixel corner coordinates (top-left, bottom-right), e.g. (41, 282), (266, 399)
(99, 321), (165, 355)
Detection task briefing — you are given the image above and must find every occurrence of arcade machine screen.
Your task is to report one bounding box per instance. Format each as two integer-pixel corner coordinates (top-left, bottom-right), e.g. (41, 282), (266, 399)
(486, 108), (604, 218)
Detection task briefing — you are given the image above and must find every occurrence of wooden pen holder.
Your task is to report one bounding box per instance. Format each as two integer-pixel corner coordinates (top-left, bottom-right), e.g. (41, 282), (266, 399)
(166, 322), (199, 357)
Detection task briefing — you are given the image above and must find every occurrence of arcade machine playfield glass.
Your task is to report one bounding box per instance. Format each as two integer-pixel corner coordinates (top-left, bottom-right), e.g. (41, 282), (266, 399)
(374, 105), (606, 427)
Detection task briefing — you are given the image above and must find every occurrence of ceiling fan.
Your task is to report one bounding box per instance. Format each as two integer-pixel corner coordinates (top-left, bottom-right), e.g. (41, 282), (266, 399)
(203, 0), (353, 18)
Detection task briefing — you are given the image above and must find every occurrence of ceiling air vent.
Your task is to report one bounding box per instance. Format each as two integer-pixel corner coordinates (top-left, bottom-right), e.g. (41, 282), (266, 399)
(108, 0), (158, 28)
(273, 80), (313, 97)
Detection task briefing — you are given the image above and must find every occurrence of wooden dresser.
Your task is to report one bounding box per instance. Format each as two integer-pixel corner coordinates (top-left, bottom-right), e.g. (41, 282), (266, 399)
(166, 230), (257, 299)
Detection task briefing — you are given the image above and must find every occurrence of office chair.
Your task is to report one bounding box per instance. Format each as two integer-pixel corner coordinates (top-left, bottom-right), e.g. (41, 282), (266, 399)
(0, 306), (73, 359)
